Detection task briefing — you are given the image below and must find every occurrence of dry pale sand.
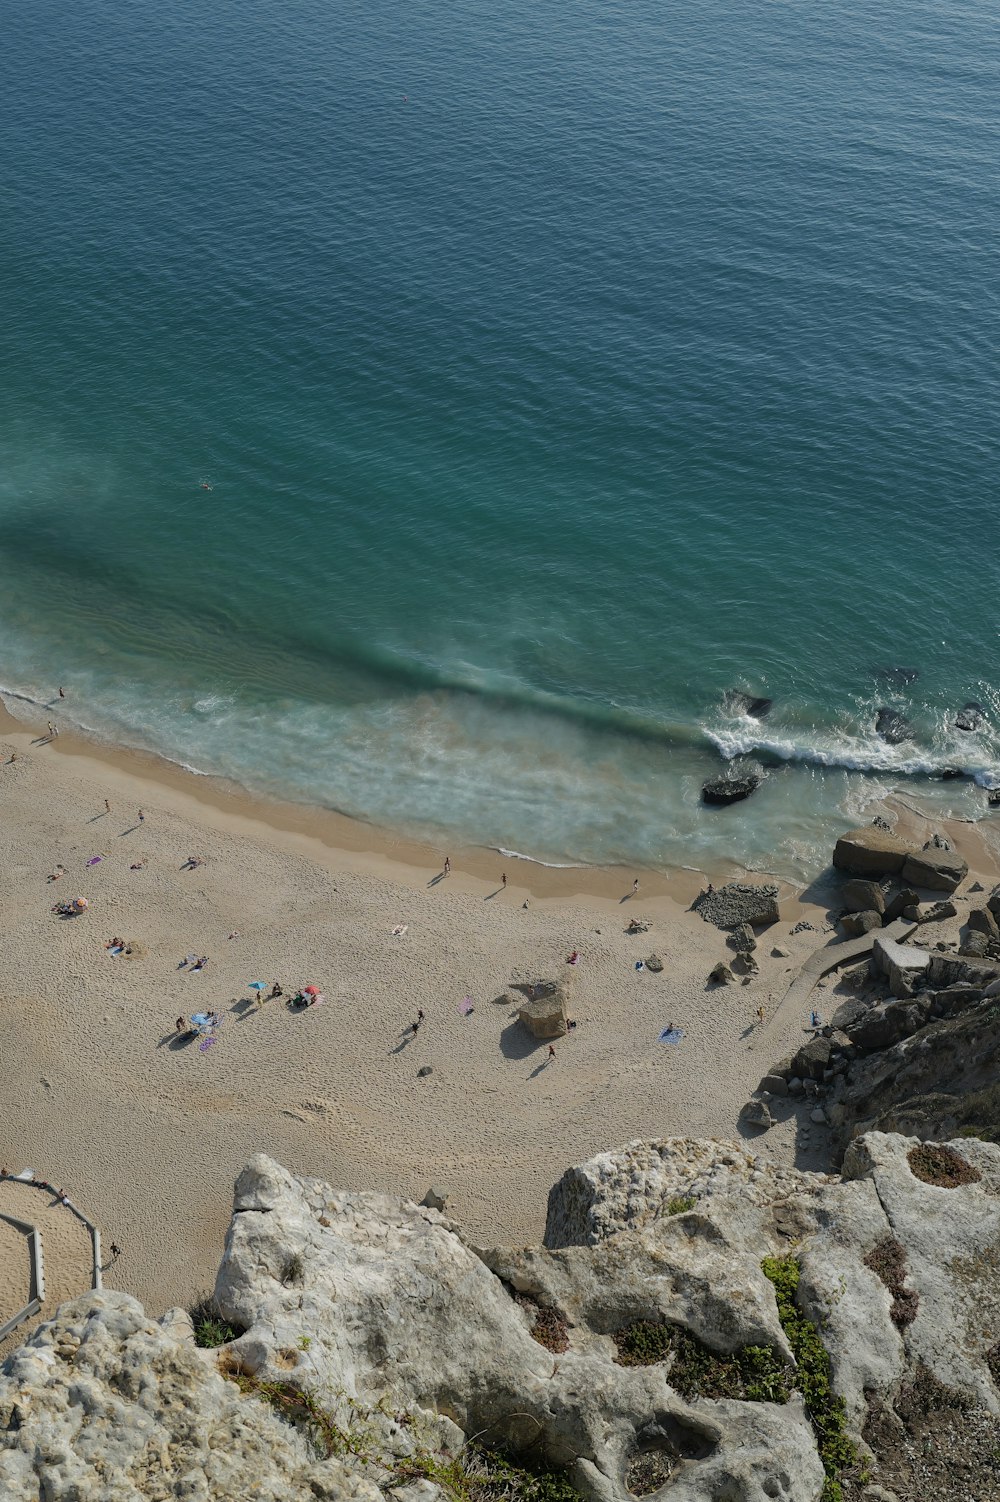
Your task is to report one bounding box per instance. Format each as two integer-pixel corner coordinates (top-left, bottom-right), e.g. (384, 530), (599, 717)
(0, 699), (996, 1322)
(0, 1178), (94, 1357)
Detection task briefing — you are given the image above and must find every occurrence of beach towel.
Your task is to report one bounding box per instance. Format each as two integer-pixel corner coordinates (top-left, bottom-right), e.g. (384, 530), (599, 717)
(657, 1027), (684, 1045)
(459, 997), (474, 1016)
(635, 960), (645, 971)
(392, 924), (408, 936)
(199, 1036), (217, 1052)
(87, 856), (102, 866)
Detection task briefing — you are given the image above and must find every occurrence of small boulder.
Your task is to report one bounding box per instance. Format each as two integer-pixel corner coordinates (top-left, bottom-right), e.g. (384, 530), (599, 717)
(841, 878), (886, 914)
(738, 1099), (773, 1131)
(732, 922), (756, 952)
(517, 986), (569, 1040)
(901, 848), (969, 893)
(791, 1037), (833, 1081)
(760, 1073), (789, 1097)
(841, 910), (882, 937)
(645, 953), (664, 973)
(420, 1186), (450, 1211)
(967, 908), (1000, 939)
(772, 944), (790, 958)
(809, 1107), (828, 1126)
(733, 951), (759, 975)
(988, 885), (1000, 922)
(417, 1066), (433, 1078)
(709, 961), (736, 985)
(883, 888), (921, 923)
(959, 930), (990, 959)
(918, 899), (957, 924)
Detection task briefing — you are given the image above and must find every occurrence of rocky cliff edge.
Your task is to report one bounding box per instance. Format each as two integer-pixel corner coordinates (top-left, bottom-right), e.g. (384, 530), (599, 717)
(2, 1133), (1000, 1502)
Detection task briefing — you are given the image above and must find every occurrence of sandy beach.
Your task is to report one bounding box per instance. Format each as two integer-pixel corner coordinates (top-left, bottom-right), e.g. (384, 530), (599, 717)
(1, 696), (998, 1331)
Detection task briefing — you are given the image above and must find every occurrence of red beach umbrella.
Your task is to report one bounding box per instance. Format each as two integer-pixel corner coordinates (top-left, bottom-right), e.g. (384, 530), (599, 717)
(303, 984), (320, 996)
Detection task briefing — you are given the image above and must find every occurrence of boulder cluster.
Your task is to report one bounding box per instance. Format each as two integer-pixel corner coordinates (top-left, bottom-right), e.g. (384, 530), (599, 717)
(752, 850), (1000, 1144)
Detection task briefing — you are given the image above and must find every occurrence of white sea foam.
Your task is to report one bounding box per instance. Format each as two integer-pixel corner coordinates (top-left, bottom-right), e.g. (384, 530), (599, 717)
(493, 847), (587, 869)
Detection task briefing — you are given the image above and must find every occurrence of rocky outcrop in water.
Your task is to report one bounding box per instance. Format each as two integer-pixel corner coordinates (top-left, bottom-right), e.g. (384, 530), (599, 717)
(955, 701), (986, 732)
(701, 775), (760, 806)
(875, 708), (913, 745)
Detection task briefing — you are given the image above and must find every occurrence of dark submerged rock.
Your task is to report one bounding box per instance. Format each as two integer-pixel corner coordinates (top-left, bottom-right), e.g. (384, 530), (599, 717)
(722, 691), (773, 719)
(955, 701), (986, 732)
(875, 707), (913, 745)
(871, 666), (919, 687)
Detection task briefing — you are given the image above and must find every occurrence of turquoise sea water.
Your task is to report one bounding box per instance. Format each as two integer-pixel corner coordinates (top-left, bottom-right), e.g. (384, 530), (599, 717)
(2, 0), (999, 876)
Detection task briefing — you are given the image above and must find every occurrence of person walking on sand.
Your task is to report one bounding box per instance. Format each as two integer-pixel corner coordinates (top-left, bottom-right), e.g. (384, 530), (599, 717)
(104, 799), (111, 814)
(756, 1005), (765, 1027)
(501, 871), (507, 888)
(547, 1044), (556, 1062)
(110, 1243), (121, 1260)
(47, 721), (55, 738)
(443, 855), (451, 877)
(632, 877), (639, 896)
(417, 1008), (425, 1024)
(138, 809), (144, 823)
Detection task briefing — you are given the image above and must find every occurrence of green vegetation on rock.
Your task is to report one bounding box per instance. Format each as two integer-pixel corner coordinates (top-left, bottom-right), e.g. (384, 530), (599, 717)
(613, 1320), (790, 1403)
(762, 1256), (857, 1502)
(190, 1294), (244, 1349)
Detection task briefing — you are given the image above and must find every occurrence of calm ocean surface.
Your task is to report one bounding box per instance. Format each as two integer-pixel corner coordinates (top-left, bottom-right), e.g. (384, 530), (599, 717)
(2, 0), (999, 876)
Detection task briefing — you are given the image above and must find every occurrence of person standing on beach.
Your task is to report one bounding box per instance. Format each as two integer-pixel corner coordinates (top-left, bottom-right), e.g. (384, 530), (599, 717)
(47, 722), (55, 738)
(443, 855), (451, 876)
(501, 871), (507, 888)
(58, 687), (65, 698)
(110, 1243), (121, 1260)
(632, 877), (639, 896)
(756, 1005), (765, 1027)
(104, 799), (111, 814)
(138, 809), (145, 823)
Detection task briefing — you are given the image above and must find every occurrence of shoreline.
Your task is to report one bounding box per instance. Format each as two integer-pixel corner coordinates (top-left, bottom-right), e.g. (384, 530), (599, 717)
(0, 696), (777, 914)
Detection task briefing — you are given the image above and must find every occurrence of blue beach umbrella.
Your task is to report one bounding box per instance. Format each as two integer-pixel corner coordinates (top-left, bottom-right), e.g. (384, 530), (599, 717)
(657, 1027), (684, 1045)
(248, 981), (266, 992)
